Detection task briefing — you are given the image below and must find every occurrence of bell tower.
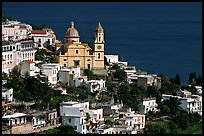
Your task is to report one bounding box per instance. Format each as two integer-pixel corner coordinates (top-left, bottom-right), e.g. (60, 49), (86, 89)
(94, 22), (105, 69)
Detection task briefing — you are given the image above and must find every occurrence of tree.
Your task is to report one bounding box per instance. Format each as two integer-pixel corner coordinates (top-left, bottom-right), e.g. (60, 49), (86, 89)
(174, 74), (181, 85)
(111, 64), (120, 70)
(163, 97), (181, 115)
(35, 48), (47, 62)
(118, 83), (131, 103)
(189, 72), (197, 85)
(113, 69), (126, 82)
(104, 119), (113, 126)
(160, 105), (171, 115)
(196, 75), (202, 86)
(174, 110), (190, 130)
(83, 69), (94, 80)
(66, 86), (77, 94)
(48, 55), (58, 63)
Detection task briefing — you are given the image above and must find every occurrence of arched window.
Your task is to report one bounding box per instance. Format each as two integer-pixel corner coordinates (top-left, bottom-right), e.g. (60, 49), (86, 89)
(76, 50), (79, 54)
(87, 59), (91, 61)
(98, 53), (100, 59)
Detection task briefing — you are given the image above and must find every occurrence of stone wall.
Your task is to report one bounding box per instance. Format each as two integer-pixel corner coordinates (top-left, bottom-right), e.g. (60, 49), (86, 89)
(11, 122), (33, 134)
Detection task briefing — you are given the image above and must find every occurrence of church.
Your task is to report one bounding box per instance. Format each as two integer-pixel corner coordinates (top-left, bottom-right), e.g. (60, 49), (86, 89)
(57, 21), (105, 70)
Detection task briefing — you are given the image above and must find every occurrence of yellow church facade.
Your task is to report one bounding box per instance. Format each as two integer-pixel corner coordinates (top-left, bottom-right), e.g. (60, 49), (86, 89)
(57, 21), (105, 69)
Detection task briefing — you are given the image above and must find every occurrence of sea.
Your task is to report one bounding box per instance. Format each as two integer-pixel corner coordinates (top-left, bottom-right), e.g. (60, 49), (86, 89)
(2, 2), (202, 84)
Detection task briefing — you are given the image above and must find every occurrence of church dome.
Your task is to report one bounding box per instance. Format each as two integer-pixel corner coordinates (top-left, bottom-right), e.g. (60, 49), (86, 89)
(65, 21), (80, 37)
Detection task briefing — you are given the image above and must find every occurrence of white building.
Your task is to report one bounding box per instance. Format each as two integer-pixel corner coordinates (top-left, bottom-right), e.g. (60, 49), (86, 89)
(94, 111), (146, 134)
(138, 97), (158, 114)
(2, 113), (29, 126)
(2, 40), (37, 73)
(58, 69), (70, 84)
(2, 57), (9, 74)
(84, 79), (106, 92)
(105, 55), (119, 64)
(32, 116), (46, 129)
(120, 112), (146, 133)
(89, 108), (104, 123)
(162, 94), (202, 116)
(60, 101), (89, 134)
(41, 63), (62, 85)
(195, 86), (202, 95)
(20, 60), (40, 77)
(2, 87), (13, 102)
(29, 30), (53, 49)
(2, 113), (33, 134)
(137, 74), (161, 90)
(127, 74), (138, 85)
(2, 21), (32, 41)
(69, 66), (81, 79)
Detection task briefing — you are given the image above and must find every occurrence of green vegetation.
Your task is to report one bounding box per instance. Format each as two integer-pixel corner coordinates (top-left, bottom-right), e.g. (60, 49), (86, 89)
(35, 125), (79, 134)
(83, 69), (94, 80)
(112, 64), (127, 82)
(35, 48), (57, 63)
(2, 14), (13, 22)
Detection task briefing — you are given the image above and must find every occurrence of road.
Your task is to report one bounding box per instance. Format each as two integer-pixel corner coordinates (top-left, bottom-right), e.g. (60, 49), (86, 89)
(32, 123), (62, 133)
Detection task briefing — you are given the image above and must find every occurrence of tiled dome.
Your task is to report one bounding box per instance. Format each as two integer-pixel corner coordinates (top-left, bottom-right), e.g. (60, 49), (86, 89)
(65, 21), (80, 37)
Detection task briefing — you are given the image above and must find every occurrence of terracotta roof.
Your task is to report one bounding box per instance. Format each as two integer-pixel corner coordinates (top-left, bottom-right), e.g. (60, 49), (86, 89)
(24, 60), (34, 63)
(19, 25), (27, 29)
(31, 30), (47, 34)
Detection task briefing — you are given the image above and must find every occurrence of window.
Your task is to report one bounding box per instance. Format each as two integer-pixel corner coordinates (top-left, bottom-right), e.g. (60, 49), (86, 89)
(74, 60), (80, 67)
(98, 53), (100, 59)
(64, 59), (67, 61)
(64, 64), (67, 67)
(76, 50), (79, 54)
(74, 126), (77, 130)
(38, 39), (41, 43)
(54, 113), (55, 119)
(69, 119), (71, 122)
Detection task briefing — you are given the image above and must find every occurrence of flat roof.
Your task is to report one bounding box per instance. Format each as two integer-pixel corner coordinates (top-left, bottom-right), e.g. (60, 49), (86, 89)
(2, 113), (27, 119)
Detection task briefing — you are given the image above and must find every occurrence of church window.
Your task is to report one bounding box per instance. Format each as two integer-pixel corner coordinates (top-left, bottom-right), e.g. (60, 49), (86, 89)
(64, 59), (67, 61)
(98, 53), (100, 59)
(76, 50), (79, 54)
(64, 64), (67, 67)
(38, 39), (41, 43)
(87, 59), (91, 61)
(99, 37), (101, 42)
